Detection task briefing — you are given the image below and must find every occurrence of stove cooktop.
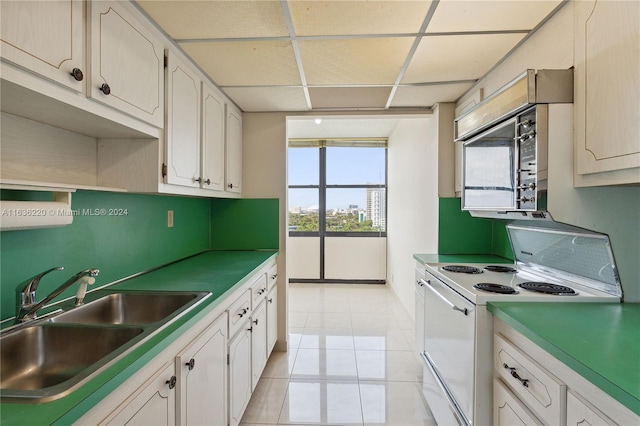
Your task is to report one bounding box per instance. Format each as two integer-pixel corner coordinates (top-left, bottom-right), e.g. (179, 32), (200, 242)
(425, 262), (620, 305)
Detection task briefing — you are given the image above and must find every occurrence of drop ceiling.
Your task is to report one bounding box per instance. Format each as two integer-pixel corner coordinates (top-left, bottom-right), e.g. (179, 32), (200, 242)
(136, 0), (566, 113)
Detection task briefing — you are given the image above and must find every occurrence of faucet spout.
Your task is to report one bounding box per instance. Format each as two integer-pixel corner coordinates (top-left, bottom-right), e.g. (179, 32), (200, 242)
(16, 268), (100, 322)
(16, 267), (65, 319)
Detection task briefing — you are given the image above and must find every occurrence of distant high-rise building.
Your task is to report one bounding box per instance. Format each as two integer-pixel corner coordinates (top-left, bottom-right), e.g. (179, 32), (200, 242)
(366, 188), (386, 229)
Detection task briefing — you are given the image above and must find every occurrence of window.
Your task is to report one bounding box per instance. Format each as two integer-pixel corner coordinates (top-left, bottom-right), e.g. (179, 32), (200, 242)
(288, 139), (387, 236)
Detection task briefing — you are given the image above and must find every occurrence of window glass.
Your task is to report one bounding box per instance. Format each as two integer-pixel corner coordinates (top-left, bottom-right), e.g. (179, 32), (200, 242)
(326, 188), (386, 232)
(326, 147), (385, 185)
(288, 188), (319, 232)
(288, 148), (319, 185)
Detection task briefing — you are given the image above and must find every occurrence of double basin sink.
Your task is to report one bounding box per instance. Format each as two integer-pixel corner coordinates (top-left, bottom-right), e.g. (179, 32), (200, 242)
(0, 290), (211, 403)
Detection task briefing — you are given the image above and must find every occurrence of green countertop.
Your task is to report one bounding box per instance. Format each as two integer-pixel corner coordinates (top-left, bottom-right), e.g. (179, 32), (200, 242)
(0, 250), (277, 426)
(488, 302), (640, 415)
(413, 253), (512, 265)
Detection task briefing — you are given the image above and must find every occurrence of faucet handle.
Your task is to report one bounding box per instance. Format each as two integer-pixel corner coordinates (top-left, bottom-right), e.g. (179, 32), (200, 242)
(16, 266), (64, 307)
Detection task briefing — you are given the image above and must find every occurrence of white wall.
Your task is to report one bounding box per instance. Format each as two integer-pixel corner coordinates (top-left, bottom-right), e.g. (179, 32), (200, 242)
(386, 117), (439, 318)
(456, 0), (640, 301)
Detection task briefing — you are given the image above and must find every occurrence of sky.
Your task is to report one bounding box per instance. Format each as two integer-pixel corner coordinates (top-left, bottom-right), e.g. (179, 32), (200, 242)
(288, 147), (385, 210)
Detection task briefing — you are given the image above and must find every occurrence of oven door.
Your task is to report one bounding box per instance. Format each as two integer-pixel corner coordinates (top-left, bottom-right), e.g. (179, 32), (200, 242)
(423, 274), (475, 425)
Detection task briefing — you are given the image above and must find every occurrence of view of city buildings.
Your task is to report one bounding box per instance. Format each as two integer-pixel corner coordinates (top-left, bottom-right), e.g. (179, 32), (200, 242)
(289, 188), (386, 233)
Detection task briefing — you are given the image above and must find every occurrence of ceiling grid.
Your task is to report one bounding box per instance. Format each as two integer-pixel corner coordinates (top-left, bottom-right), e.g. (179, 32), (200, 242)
(136, 0), (567, 112)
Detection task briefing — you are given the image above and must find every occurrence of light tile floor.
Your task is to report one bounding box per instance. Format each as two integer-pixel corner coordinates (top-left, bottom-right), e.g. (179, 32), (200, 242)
(240, 284), (437, 426)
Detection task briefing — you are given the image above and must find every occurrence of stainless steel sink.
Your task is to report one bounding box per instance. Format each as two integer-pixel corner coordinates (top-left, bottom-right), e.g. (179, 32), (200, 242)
(51, 291), (204, 325)
(0, 290), (211, 402)
(0, 324), (144, 401)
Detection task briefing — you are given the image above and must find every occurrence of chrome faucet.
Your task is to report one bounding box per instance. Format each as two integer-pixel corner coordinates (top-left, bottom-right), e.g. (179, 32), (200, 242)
(15, 268), (100, 322)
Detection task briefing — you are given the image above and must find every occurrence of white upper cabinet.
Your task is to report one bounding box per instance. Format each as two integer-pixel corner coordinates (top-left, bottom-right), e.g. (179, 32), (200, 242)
(201, 83), (226, 192)
(165, 51), (201, 188)
(574, 0), (640, 186)
(0, 0), (85, 93)
(89, 0), (164, 128)
(226, 105), (243, 194)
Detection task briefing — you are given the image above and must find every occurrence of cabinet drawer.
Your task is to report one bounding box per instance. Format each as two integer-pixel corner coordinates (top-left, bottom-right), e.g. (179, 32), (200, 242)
(249, 273), (268, 309)
(267, 264), (278, 291)
(567, 390), (615, 426)
(494, 378), (543, 425)
(495, 333), (566, 425)
(228, 290), (252, 337)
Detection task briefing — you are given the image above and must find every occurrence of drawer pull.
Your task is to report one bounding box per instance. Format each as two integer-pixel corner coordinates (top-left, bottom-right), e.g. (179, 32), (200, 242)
(271, 274), (278, 280)
(503, 363), (529, 387)
(238, 308), (248, 318)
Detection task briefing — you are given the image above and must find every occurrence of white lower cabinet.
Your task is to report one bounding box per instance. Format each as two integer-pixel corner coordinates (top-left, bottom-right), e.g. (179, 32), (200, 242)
(228, 323), (253, 426)
(266, 286), (278, 354)
(493, 320), (640, 426)
(105, 361), (177, 425)
(566, 390), (615, 426)
(250, 300), (268, 391)
(176, 314), (228, 426)
(493, 378), (542, 426)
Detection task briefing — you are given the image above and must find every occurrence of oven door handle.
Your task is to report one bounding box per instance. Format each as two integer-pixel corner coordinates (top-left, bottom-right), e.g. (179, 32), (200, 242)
(423, 279), (469, 315)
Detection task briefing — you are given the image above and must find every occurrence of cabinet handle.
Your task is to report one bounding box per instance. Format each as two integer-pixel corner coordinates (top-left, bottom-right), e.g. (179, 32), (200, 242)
(502, 363), (529, 387)
(248, 327), (253, 332)
(186, 358), (196, 371)
(257, 288), (265, 295)
(228, 183), (233, 189)
(99, 83), (111, 95)
(70, 68), (84, 81)
(238, 308), (247, 318)
(253, 318), (259, 325)
(166, 375), (177, 390)
(205, 179), (211, 185)
(271, 274), (277, 280)
(268, 298), (273, 303)
(194, 177), (202, 183)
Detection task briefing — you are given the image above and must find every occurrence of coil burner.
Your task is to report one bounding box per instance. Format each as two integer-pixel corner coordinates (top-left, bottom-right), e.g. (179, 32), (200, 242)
(484, 265), (517, 273)
(518, 282), (577, 296)
(473, 283), (518, 294)
(442, 265), (483, 274)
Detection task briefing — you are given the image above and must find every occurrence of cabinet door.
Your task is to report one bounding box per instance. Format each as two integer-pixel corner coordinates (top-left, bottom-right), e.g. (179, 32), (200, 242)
(251, 300), (268, 391)
(493, 379), (543, 426)
(106, 362), (176, 425)
(228, 324), (252, 426)
(566, 390), (615, 426)
(89, 0), (164, 127)
(177, 313), (228, 426)
(165, 52), (201, 188)
(1, 0), (85, 93)
(225, 105), (243, 193)
(574, 0), (640, 185)
(267, 286), (278, 355)
(201, 83), (225, 191)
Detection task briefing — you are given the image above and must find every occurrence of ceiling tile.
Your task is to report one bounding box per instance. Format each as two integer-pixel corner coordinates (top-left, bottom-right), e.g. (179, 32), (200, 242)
(391, 82), (474, 107)
(288, 118), (402, 139)
(180, 41), (301, 86)
(137, 0), (289, 39)
(308, 87), (392, 109)
(289, 1), (433, 36)
(299, 38), (415, 85)
(223, 87), (309, 112)
(427, 0), (563, 33)
(402, 33), (526, 83)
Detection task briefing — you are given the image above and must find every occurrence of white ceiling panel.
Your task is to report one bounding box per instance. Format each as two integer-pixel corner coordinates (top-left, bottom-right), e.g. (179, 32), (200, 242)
(308, 87), (393, 109)
(299, 38), (415, 85)
(401, 33), (527, 83)
(289, 1), (433, 35)
(390, 82), (475, 107)
(223, 87), (309, 112)
(137, 0), (289, 39)
(180, 41), (301, 86)
(427, 0), (563, 33)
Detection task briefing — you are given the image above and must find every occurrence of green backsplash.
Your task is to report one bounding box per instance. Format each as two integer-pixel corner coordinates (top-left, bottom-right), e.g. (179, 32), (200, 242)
(0, 190), (211, 320)
(211, 198), (279, 250)
(438, 197), (513, 259)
